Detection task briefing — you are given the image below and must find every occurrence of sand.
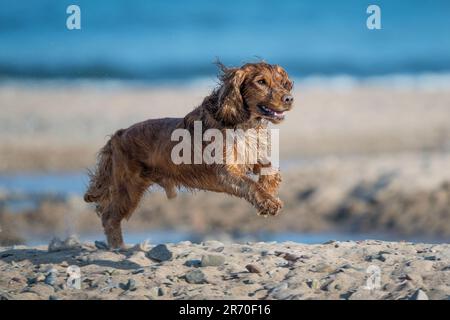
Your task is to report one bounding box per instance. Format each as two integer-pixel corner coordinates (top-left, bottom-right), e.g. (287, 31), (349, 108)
(0, 238), (449, 300)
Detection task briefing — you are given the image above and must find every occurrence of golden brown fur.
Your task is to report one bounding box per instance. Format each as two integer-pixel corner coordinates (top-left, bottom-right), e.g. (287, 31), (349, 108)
(84, 62), (294, 248)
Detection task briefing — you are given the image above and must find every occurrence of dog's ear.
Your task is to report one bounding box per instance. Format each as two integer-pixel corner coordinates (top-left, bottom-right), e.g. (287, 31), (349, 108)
(216, 67), (249, 125)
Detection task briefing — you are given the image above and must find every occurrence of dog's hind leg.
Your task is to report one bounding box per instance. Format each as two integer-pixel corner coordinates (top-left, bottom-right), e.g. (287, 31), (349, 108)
(101, 177), (148, 249)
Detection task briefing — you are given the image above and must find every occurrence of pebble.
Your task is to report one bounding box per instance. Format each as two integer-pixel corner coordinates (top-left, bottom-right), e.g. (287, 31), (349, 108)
(400, 273), (422, 284)
(268, 282), (289, 298)
(64, 236), (81, 248)
(94, 241), (109, 250)
(48, 236), (81, 252)
(147, 244), (173, 262)
(121, 279), (136, 291)
(306, 279), (320, 290)
(44, 270), (58, 286)
(309, 262), (334, 273)
(203, 240), (224, 248)
(185, 259), (202, 267)
(27, 277), (38, 285)
(185, 269), (207, 284)
(36, 274), (46, 282)
(131, 268), (145, 275)
(424, 255), (439, 261)
(79, 255), (93, 263)
(149, 286), (164, 298)
(48, 238), (65, 252)
(201, 254), (225, 267)
(101, 278), (119, 292)
(245, 264), (262, 274)
(409, 289), (429, 300)
(260, 250), (275, 256)
(320, 278), (335, 291)
(365, 253), (386, 262)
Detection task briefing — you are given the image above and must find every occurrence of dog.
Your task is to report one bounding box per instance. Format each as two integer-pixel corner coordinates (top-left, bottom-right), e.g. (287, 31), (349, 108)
(84, 61), (294, 249)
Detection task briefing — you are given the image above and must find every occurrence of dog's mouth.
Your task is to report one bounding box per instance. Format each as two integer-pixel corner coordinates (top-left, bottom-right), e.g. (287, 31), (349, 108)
(257, 104), (286, 121)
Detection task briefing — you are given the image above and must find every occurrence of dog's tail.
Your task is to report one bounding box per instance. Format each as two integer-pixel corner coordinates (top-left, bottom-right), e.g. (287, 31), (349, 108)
(84, 137), (114, 207)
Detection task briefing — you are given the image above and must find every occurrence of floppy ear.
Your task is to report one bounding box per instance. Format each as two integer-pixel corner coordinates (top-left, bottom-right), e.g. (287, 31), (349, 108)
(275, 65), (293, 90)
(216, 68), (249, 125)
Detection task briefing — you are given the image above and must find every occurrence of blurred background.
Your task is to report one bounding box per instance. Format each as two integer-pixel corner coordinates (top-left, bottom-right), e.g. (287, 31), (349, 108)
(1, 0), (450, 246)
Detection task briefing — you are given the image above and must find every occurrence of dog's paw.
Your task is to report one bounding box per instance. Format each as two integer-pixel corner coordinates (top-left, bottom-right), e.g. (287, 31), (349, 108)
(257, 197), (283, 216)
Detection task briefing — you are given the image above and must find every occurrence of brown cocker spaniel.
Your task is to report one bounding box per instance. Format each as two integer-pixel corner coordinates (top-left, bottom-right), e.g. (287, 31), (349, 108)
(84, 62), (294, 249)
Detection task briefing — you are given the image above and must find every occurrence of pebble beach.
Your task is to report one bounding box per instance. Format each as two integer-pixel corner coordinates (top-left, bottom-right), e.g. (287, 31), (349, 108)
(1, 238), (449, 300)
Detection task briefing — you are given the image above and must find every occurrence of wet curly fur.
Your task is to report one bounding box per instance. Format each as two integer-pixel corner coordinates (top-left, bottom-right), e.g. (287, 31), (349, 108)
(84, 61), (294, 249)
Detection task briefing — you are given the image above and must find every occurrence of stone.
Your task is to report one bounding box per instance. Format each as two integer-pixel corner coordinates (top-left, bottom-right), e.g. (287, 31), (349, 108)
(121, 279), (136, 291)
(44, 271), (57, 286)
(185, 269), (207, 284)
(203, 240), (224, 248)
(48, 236), (81, 252)
(185, 259), (202, 267)
(131, 268), (145, 275)
(409, 289), (428, 300)
(309, 262), (334, 273)
(64, 235), (81, 248)
(245, 264), (262, 274)
(201, 254), (225, 267)
(48, 238), (64, 252)
(400, 273), (423, 284)
(147, 244), (173, 262)
(260, 250), (275, 256)
(94, 241), (108, 250)
(268, 283), (289, 299)
(306, 279), (320, 290)
(365, 253), (386, 262)
(149, 286), (164, 298)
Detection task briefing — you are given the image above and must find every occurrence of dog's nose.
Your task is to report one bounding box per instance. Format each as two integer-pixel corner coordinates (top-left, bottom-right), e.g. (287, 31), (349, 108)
(282, 94), (294, 104)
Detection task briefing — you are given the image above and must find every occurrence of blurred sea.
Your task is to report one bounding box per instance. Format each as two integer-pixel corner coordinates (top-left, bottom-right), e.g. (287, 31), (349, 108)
(1, 0), (450, 84)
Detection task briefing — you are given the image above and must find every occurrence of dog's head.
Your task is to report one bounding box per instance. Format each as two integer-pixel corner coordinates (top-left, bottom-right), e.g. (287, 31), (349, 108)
(216, 62), (294, 125)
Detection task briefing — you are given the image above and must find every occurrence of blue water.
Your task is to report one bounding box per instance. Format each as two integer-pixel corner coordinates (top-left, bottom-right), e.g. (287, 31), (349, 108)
(26, 230), (449, 246)
(1, 0), (450, 82)
(0, 171), (87, 195)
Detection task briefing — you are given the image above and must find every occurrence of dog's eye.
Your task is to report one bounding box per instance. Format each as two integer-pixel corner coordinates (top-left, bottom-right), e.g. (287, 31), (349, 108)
(257, 79), (266, 85)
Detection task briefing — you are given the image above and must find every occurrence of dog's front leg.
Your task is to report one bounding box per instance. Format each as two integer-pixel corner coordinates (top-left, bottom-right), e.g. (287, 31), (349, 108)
(253, 164), (282, 197)
(218, 166), (283, 216)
